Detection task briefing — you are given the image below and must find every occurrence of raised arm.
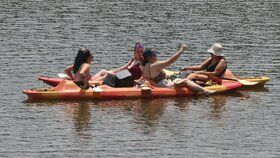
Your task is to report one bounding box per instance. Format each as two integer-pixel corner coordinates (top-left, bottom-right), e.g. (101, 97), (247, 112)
(64, 65), (74, 80)
(181, 57), (212, 71)
(152, 44), (187, 71)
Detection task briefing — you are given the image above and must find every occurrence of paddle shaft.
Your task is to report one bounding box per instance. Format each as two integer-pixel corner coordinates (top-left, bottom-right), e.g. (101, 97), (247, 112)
(222, 77), (258, 86)
(222, 77), (238, 81)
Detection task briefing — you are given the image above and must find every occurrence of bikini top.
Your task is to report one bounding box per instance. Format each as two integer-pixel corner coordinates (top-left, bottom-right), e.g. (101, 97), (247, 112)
(206, 57), (227, 77)
(73, 66), (92, 82)
(144, 63), (166, 83)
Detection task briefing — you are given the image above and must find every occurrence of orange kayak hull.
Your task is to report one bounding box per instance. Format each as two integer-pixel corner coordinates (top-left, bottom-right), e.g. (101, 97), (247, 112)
(23, 80), (243, 100)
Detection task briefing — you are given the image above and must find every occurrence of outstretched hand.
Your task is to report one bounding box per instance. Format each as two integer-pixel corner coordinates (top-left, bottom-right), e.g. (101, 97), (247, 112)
(180, 44), (188, 51)
(180, 67), (188, 71)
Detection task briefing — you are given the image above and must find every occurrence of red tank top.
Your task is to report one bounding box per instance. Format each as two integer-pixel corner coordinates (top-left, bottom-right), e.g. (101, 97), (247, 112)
(127, 58), (143, 80)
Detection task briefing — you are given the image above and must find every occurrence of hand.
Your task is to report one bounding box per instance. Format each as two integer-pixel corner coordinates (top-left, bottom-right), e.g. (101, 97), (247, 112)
(180, 67), (189, 71)
(180, 44), (188, 51)
(64, 76), (72, 80)
(195, 71), (204, 74)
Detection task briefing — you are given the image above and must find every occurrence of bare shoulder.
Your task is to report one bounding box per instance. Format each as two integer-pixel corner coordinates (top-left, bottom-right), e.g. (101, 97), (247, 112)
(83, 63), (91, 68)
(80, 63), (91, 71)
(220, 58), (226, 63)
(151, 61), (165, 68)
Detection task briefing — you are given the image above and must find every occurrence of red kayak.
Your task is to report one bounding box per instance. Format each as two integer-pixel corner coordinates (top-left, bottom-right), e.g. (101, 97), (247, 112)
(38, 76), (102, 87)
(39, 76), (64, 87)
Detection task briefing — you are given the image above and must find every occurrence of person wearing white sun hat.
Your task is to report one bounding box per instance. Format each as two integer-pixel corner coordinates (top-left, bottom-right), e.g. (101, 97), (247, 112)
(207, 43), (225, 56)
(181, 43), (233, 84)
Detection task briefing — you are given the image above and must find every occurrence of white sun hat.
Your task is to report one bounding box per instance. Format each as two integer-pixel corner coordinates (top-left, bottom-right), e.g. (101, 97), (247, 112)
(207, 43), (225, 56)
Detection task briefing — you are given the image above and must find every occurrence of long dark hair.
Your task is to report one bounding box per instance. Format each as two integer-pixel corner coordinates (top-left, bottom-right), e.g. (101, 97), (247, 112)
(141, 57), (149, 66)
(141, 48), (153, 66)
(73, 48), (91, 74)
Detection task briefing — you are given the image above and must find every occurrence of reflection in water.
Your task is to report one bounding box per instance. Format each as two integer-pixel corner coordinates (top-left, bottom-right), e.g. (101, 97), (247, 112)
(206, 87), (269, 122)
(208, 92), (245, 120)
(127, 97), (191, 136)
(172, 97), (191, 112)
(239, 86), (270, 92)
(130, 98), (169, 135)
(23, 86), (270, 142)
(70, 103), (92, 132)
(24, 86), (269, 130)
(209, 95), (228, 120)
(136, 99), (166, 122)
(25, 101), (93, 133)
(94, 99), (168, 123)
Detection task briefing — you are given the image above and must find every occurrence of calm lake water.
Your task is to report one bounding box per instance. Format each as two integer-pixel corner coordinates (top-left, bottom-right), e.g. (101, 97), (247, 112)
(1, 0), (280, 157)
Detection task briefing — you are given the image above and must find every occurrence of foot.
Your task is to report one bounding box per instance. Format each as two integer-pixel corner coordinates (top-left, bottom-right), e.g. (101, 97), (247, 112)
(174, 78), (184, 85)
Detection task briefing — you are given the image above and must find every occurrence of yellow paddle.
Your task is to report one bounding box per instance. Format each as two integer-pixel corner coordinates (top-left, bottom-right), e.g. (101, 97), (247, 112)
(222, 77), (258, 86)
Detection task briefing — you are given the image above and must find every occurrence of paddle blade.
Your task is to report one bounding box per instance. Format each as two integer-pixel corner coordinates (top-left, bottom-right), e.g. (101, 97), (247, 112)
(237, 79), (258, 86)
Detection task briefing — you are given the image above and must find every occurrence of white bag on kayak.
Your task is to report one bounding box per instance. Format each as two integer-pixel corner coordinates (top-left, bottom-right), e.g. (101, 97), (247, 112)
(115, 69), (132, 79)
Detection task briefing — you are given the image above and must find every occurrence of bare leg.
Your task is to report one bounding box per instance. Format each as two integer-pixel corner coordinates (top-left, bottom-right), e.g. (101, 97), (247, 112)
(183, 79), (215, 95)
(91, 69), (111, 81)
(222, 69), (236, 79)
(187, 73), (209, 82)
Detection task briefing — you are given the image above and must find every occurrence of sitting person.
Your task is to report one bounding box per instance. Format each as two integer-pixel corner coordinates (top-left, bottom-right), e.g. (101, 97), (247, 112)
(181, 43), (235, 84)
(64, 48), (94, 89)
(92, 42), (144, 87)
(92, 42), (144, 81)
(141, 44), (214, 95)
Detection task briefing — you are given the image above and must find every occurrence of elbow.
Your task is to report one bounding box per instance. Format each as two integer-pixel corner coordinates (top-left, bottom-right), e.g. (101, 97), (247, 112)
(64, 69), (68, 73)
(166, 59), (175, 66)
(213, 71), (219, 76)
(198, 66), (204, 70)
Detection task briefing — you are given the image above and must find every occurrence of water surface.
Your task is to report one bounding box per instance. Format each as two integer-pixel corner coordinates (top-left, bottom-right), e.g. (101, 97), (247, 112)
(0, 0), (280, 157)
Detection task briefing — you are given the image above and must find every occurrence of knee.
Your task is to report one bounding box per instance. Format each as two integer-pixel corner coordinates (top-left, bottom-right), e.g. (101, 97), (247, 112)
(184, 79), (192, 84)
(187, 73), (196, 79)
(100, 69), (108, 73)
(180, 79), (191, 86)
(100, 69), (109, 75)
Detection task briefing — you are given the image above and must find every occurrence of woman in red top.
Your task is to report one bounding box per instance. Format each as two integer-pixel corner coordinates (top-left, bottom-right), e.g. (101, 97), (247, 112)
(92, 42), (144, 81)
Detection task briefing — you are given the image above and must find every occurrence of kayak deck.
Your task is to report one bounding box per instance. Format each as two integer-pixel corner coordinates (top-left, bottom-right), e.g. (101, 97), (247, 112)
(39, 75), (270, 87)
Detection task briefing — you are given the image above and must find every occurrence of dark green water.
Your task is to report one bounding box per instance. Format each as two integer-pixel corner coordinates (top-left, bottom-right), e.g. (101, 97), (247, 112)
(1, 0), (279, 157)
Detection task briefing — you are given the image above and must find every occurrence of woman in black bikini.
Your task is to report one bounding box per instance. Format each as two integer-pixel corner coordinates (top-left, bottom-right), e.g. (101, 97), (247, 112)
(181, 43), (233, 84)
